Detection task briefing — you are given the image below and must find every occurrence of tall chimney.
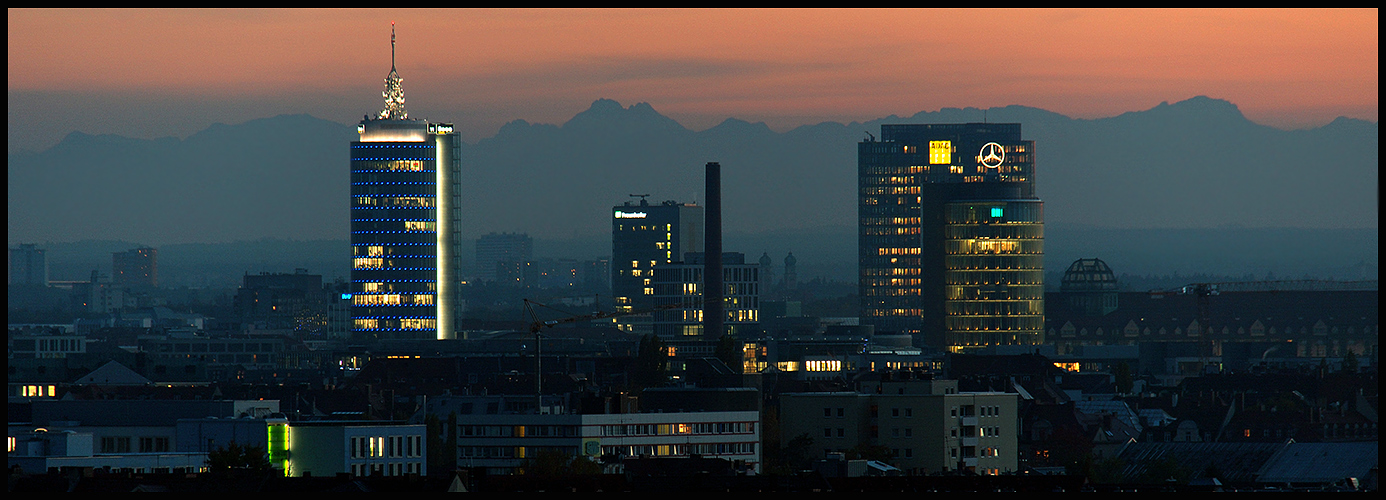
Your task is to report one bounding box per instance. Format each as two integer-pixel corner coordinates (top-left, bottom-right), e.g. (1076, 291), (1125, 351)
(704, 162), (723, 338)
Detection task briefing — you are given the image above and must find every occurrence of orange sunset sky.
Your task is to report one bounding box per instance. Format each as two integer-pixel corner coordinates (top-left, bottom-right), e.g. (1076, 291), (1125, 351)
(7, 8), (1378, 150)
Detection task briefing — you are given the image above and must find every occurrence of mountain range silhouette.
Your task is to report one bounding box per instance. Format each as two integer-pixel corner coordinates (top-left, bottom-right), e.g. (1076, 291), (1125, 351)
(7, 97), (1377, 283)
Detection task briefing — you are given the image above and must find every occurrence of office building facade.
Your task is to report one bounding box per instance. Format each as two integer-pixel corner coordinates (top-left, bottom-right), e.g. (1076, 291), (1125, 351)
(651, 252), (760, 338)
(10, 243), (48, 286)
(780, 387), (1018, 476)
(288, 421), (426, 478)
(475, 232), (533, 283)
(351, 25), (461, 340)
(611, 199), (703, 332)
(454, 411), (760, 475)
(112, 247), (157, 288)
(860, 123), (1043, 352)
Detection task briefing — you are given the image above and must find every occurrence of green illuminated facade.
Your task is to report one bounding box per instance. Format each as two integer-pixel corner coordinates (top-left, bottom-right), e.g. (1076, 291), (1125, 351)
(859, 124), (1044, 352)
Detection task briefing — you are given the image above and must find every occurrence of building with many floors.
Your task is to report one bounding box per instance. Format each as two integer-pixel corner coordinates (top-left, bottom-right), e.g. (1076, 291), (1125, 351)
(859, 123), (1043, 353)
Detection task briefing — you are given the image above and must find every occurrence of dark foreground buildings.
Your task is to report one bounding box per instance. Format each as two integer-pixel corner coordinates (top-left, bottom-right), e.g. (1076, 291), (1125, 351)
(859, 123), (1044, 353)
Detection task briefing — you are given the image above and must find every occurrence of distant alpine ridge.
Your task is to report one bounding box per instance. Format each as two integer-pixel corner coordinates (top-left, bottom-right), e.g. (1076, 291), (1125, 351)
(8, 96), (1377, 248)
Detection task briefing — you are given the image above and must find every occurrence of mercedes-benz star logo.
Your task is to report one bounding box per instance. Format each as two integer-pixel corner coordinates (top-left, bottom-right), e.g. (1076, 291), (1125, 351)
(979, 142), (1005, 169)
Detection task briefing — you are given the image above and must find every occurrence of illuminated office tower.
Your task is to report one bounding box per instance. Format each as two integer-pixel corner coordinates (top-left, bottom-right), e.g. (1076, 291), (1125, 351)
(351, 24), (461, 340)
(611, 198), (703, 333)
(859, 123), (1043, 352)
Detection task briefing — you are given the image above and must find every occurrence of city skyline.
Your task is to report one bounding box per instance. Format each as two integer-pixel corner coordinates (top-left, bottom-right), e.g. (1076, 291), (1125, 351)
(5, 9), (1378, 285)
(6, 9), (1378, 489)
(8, 9), (1377, 153)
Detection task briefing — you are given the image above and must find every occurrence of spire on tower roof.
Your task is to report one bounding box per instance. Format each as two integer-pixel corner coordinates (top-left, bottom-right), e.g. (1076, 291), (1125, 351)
(378, 22), (407, 120)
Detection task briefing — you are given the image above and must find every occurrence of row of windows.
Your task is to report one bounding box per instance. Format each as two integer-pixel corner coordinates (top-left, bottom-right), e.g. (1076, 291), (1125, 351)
(945, 204), (1042, 224)
(862, 288), (922, 296)
(353, 318), (437, 330)
(947, 315), (1045, 327)
(945, 226), (1043, 241)
(464, 425), (580, 438)
(352, 273), (440, 284)
(864, 308), (923, 317)
(354, 196), (436, 208)
(615, 224), (673, 231)
(353, 258), (438, 271)
(655, 307), (760, 323)
(352, 220), (437, 231)
(944, 270), (1045, 285)
(863, 227), (922, 235)
(948, 335), (1044, 350)
(653, 282), (759, 297)
(353, 160), (431, 172)
(354, 248), (435, 259)
(152, 353), (273, 365)
(862, 217), (922, 226)
(863, 257), (921, 267)
(360, 282), (437, 293)
(352, 144), (434, 149)
(350, 462), (422, 477)
(861, 278), (922, 287)
(945, 257), (1045, 271)
(946, 300), (1045, 316)
(600, 443), (756, 458)
(862, 268), (920, 276)
(352, 293), (435, 306)
(154, 342), (279, 353)
(860, 165), (927, 175)
(19, 337), (84, 352)
(96, 436), (169, 454)
(862, 186), (921, 195)
(601, 422), (755, 436)
(459, 446), (577, 459)
(352, 181), (437, 186)
(352, 231), (439, 237)
(948, 239), (1028, 255)
(860, 175), (920, 185)
(350, 435), (423, 459)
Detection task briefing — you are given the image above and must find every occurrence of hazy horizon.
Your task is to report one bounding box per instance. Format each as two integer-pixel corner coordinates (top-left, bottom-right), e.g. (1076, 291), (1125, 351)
(8, 9), (1376, 154)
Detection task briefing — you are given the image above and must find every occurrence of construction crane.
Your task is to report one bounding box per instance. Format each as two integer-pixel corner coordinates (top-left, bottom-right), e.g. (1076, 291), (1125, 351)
(521, 298), (689, 414)
(1156, 279), (1377, 374)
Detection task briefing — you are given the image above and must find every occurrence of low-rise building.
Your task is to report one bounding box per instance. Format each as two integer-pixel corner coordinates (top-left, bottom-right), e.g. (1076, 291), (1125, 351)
(287, 421), (426, 478)
(453, 410), (760, 475)
(779, 379), (1018, 476)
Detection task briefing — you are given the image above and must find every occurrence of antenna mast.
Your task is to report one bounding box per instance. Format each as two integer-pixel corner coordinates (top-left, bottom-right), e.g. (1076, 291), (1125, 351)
(378, 22), (408, 120)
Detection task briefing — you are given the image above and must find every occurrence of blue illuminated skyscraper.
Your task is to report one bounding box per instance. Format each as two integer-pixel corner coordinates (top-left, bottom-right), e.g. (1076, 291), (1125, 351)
(350, 24), (461, 340)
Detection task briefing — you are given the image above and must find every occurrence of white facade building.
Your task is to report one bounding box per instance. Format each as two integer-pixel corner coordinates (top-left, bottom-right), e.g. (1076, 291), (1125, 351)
(455, 411), (760, 475)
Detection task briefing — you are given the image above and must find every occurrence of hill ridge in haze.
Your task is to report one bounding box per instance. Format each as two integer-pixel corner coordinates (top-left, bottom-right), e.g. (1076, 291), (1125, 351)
(9, 96), (1377, 249)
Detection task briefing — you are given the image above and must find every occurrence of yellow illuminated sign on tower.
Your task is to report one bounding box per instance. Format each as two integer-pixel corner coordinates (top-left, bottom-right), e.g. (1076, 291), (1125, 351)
(929, 141), (952, 165)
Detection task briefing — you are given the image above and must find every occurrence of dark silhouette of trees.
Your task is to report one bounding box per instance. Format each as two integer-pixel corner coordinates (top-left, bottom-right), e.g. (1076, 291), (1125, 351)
(632, 334), (669, 388)
(715, 334), (742, 374)
(205, 441), (271, 474)
(1115, 361), (1134, 394)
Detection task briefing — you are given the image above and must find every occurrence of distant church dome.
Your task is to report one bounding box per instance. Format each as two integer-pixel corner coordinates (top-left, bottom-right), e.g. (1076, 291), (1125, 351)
(1060, 258), (1119, 316)
(1061, 258), (1118, 293)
